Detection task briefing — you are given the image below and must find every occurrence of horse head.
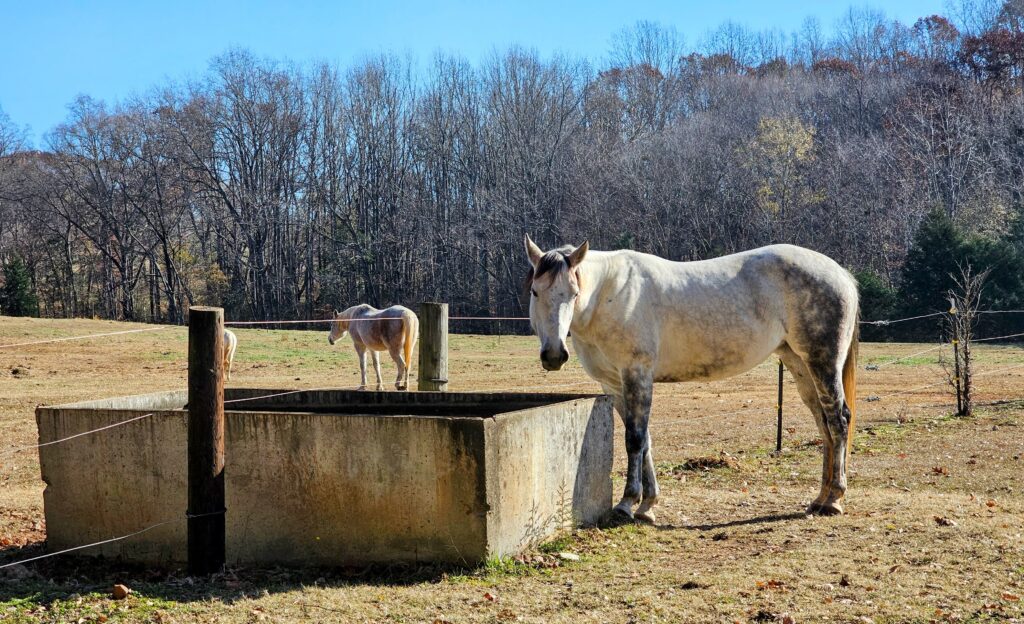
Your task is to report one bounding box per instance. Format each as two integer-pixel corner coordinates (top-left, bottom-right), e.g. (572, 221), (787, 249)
(524, 234), (588, 371)
(327, 312), (349, 345)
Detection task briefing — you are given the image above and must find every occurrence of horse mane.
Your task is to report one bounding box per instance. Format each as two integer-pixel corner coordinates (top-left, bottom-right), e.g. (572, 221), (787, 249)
(523, 246), (576, 300)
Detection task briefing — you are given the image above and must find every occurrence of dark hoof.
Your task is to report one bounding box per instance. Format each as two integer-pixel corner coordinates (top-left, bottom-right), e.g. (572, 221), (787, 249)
(806, 501), (844, 516)
(599, 507), (638, 528)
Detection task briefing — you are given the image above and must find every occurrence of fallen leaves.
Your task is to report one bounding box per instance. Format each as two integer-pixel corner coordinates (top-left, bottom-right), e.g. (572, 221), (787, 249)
(933, 516), (958, 527)
(931, 466), (949, 476)
(755, 579), (788, 592)
(1002, 592), (1021, 602)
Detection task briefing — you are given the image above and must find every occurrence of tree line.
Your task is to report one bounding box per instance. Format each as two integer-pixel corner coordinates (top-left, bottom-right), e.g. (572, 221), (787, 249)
(2, 1), (1024, 339)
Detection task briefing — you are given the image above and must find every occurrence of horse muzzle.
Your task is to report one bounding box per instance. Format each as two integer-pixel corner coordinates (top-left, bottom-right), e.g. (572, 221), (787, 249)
(540, 345), (569, 371)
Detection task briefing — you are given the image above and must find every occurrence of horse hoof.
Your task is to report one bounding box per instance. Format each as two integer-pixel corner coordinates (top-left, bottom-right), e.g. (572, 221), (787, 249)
(613, 502), (635, 519)
(599, 506), (637, 528)
(806, 500), (844, 516)
(635, 510), (656, 525)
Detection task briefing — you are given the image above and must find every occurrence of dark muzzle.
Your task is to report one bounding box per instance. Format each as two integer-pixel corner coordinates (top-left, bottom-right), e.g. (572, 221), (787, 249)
(541, 345), (569, 371)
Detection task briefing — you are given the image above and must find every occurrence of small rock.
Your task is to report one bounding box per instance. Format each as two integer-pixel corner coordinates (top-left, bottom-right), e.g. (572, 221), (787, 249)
(557, 552), (580, 562)
(112, 584), (130, 600)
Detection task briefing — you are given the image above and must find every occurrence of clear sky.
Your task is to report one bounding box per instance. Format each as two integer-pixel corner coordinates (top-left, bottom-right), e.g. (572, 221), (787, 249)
(1, 0), (948, 147)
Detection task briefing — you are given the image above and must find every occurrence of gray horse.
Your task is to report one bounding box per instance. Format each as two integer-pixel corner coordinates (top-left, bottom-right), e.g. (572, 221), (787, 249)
(524, 236), (859, 523)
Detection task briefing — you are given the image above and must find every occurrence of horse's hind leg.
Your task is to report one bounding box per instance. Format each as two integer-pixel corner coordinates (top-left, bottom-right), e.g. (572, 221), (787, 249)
(777, 345), (837, 513)
(388, 343), (406, 390)
(805, 361), (851, 515)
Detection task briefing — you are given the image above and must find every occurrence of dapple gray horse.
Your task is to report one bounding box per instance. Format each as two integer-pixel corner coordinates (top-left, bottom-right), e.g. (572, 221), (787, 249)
(328, 304), (419, 391)
(524, 236), (859, 523)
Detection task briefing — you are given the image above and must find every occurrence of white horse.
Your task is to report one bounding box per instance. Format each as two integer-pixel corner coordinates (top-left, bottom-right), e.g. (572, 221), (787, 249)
(524, 236), (859, 523)
(327, 304), (419, 391)
(223, 329), (238, 381)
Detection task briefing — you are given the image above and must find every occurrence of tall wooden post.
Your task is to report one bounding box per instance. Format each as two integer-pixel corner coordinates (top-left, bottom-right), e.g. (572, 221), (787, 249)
(187, 306), (226, 575)
(776, 360), (784, 454)
(418, 302), (449, 391)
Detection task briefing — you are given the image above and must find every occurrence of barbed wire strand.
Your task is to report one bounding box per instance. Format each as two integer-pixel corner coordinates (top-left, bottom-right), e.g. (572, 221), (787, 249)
(2, 413), (158, 457)
(869, 343), (946, 369)
(0, 326), (170, 350)
(0, 511), (225, 570)
(859, 311), (945, 326)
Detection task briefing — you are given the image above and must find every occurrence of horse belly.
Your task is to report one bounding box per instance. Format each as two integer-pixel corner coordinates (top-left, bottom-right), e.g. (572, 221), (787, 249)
(654, 332), (780, 383)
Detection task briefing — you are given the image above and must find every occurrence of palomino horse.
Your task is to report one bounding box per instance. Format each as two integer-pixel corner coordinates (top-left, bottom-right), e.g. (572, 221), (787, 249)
(524, 236), (859, 523)
(327, 304), (419, 391)
(223, 329), (238, 381)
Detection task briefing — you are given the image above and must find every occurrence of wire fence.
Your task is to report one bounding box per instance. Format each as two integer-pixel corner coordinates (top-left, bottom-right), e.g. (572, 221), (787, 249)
(2, 306), (1024, 571)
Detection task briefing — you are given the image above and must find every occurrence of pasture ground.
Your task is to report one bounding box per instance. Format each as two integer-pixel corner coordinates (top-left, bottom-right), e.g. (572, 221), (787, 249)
(1, 316), (1022, 623)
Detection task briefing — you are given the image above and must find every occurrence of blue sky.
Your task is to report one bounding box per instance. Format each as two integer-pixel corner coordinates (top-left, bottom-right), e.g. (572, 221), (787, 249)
(2, 0), (947, 147)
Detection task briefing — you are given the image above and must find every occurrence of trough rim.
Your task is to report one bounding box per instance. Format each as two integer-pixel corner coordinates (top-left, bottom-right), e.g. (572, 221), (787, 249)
(37, 387), (611, 422)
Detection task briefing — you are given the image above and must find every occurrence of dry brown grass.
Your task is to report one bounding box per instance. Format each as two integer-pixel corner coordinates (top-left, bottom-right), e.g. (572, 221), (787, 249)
(1, 316), (1023, 623)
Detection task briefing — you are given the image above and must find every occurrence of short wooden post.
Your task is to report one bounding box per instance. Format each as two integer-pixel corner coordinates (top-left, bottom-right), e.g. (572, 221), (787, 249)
(418, 302), (449, 391)
(187, 306), (226, 575)
(776, 359), (784, 454)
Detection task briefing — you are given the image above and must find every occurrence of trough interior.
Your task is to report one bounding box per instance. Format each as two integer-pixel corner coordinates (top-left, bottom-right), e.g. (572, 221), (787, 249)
(218, 389), (601, 418)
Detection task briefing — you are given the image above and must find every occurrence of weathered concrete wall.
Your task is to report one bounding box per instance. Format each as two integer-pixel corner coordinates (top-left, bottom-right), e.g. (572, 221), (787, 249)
(483, 398), (614, 556)
(225, 411), (488, 565)
(37, 403), (188, 563)
(36, 389), (613, 566)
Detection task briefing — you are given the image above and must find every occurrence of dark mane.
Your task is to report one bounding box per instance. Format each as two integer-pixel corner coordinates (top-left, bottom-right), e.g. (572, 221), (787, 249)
(522, 245), (575, 304)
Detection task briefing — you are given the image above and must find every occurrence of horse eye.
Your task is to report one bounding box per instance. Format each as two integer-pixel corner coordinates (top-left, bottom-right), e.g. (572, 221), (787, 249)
(531, 289), (538, 297)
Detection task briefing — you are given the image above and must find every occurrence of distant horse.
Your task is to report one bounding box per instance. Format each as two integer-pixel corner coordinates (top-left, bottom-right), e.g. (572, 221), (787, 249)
(223, 329), (238, 381)
(328, 305), (419, 391)
(524, 235), (858, 523)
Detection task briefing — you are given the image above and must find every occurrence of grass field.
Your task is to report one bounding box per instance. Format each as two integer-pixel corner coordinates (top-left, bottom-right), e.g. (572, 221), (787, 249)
(1, 316), (1023, 623)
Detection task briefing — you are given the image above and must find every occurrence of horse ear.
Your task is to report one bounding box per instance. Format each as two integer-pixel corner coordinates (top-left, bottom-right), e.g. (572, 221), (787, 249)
(525, 234), (543, 268)
(567, 240), (589, 268)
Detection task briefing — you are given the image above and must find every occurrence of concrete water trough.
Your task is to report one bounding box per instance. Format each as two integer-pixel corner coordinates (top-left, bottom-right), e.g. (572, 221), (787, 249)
(36, 389), (613, 566)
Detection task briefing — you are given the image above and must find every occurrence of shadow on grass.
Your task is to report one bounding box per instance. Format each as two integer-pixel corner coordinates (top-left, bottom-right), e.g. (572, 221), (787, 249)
(0, 540), (461, 609)
(674, 511), (809, 532)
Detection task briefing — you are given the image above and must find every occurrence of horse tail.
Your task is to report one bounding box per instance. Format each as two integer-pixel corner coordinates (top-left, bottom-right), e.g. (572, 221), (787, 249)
(843, 314), (859, 454)
(403, 311), (418, 382)
(224, 329), (238, 381)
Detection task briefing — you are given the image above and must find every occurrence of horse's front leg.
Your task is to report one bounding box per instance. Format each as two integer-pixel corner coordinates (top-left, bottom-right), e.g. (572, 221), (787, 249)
(635, 429), (660, 524)
(614, 366), (654, 520)
(355, 344), (368, 390)
(371, 351), (384, 391)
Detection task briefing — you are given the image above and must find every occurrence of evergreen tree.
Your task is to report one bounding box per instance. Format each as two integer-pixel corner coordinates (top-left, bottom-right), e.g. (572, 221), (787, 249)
(0, 256), (39, 317)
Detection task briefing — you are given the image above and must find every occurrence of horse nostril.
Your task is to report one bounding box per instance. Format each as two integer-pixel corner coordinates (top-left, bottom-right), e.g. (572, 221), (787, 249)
(559, 347), (569, 363)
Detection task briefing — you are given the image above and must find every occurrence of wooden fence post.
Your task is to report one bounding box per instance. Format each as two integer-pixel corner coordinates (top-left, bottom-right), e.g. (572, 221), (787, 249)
(187, 306), (226, 575)
(418, 302), (449, 391)
(776, 359), (784, 454)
